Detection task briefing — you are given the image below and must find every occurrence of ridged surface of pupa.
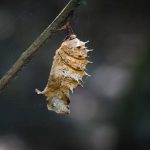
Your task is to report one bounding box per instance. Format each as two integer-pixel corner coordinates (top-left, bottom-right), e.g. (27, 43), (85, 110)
(35, 34), (91, 114)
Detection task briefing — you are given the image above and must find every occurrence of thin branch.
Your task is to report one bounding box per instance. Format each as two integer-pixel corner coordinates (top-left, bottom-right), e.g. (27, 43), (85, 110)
(0, 0), (81, 92)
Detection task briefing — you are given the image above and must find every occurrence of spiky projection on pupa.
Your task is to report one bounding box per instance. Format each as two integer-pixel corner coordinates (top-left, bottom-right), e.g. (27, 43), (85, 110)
(35, 34), (92, 114)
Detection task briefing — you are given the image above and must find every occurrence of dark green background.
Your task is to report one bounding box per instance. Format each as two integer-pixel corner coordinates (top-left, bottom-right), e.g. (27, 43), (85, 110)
(0, 0), (150, 150)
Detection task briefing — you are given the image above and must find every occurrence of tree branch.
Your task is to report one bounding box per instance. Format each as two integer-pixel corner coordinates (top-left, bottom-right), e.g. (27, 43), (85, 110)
(0, 0), (81, 92)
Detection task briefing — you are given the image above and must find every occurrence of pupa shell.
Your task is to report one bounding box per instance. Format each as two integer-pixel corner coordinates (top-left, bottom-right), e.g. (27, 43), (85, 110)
(35, 34), (92, 114)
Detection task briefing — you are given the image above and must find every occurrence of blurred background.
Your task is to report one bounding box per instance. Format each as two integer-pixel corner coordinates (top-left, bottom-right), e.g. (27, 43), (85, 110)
(0, 0), (150, 150)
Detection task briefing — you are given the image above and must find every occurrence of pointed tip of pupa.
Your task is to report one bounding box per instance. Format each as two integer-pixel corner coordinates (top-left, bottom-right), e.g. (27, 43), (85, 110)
(86, 49), (93, 52)
(70, 87), (74, 93)
(35, 89), (43, 94)
(84, 72), (91, 77)
(87, 60), (93, 64)
(79, 82), (84, 87)
(83, 40), (89, 45)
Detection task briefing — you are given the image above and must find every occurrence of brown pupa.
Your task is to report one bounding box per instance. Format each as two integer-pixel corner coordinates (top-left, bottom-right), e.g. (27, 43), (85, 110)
(35, 34), (92, 114)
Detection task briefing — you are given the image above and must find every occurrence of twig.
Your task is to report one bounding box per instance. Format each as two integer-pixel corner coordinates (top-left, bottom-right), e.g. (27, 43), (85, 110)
(0, 0), (81, 92)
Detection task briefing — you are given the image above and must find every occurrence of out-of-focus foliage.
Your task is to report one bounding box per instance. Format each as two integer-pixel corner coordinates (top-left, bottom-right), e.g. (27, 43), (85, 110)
(0, 0), (150, 150)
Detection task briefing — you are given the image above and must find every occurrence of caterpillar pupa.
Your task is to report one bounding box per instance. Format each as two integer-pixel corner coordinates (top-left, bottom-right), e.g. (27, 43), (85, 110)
(35, 34), (92, 114)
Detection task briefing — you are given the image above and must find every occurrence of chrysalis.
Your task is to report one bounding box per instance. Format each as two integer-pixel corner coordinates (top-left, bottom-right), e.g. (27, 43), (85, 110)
(35, 34), (92, 114)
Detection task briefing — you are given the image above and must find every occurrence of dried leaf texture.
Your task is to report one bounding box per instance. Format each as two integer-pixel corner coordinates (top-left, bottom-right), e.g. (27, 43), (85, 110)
(36, 34), (91, 114)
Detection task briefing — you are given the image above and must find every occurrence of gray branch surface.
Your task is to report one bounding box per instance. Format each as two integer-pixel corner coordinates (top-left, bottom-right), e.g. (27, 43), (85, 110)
(0, 0), (81, 92)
